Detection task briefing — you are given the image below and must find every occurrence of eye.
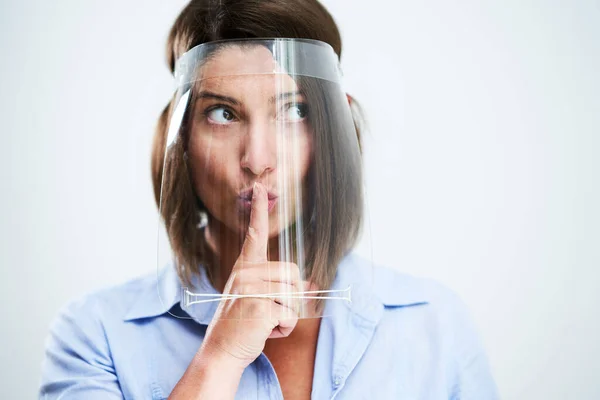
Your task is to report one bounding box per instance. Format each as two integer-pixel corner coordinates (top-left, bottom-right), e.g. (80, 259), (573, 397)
(206, 106), (236, 125)
(280, 103), (308, 122)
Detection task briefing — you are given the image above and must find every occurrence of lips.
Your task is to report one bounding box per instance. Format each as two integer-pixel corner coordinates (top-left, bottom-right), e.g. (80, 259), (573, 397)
(238, 186), (278, 212)
(238, 187), (278, 201)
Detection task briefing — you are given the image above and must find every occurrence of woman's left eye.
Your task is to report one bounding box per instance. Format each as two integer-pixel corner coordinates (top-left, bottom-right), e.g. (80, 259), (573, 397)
(280, 103), (308, 121)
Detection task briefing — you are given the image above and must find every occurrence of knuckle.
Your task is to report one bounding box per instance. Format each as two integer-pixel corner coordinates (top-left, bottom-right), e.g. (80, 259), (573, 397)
(284, 262), (301, 282)
(281, 329), (292, 338)
(232, 268), (248, 282)
(238, 282), (254, 295)
(247, 299), (268, 316)
(228, 273), (244, 291)
(288, 262), (300, 275)
(245, 226), (259, 243)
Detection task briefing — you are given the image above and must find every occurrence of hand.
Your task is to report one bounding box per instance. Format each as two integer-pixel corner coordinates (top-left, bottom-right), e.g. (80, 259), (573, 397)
(200, 182), (305, 369)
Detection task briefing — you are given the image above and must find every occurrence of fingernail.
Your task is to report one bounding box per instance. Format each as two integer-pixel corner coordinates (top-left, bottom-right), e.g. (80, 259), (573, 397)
(253, 182), (259, 200)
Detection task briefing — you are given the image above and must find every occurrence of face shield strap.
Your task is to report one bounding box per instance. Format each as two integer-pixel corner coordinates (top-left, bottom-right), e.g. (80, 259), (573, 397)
(182, 286), (352, 307)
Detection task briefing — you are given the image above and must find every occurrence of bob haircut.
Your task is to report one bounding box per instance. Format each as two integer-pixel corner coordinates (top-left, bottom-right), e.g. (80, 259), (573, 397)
(152, 0), (365, 291)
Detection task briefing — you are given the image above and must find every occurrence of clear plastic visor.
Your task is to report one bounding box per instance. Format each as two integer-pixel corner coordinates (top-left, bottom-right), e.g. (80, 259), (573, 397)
(157, 39), (365, 320)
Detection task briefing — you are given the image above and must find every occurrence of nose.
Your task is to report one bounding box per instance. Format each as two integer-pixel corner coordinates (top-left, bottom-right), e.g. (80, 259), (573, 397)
(240, 118), (277, 176)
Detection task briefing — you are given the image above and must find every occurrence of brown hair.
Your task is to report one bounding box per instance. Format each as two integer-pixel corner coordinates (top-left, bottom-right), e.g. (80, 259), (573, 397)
(152, 0), (365, 290)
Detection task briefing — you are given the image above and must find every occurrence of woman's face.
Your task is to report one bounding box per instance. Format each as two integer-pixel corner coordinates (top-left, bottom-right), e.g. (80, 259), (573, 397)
(187, 45), (313, 237)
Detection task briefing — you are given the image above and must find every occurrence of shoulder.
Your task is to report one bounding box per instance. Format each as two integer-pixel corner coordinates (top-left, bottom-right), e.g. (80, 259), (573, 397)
(43, 271), (162, 377)
(342, 253), (482, 349)
(51, 270), (160, 333)
(40, 273), (161, 398)
(340, 254), (499, 397)
(342, 252), (466, 311)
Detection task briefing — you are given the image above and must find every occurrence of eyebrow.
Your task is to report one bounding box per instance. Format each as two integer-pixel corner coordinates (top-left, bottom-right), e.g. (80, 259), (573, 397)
(268, 91), (303, 104)
(196, 91), (240, 105)
(196, 90), (303, 105)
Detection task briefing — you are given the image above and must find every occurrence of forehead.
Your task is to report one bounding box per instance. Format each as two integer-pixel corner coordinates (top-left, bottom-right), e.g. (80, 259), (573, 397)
(202, 45), (278, 76)
(197, 45), (300, 92)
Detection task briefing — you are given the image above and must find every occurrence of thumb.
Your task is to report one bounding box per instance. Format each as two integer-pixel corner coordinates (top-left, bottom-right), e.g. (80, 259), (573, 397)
(240, 182), (269, 263)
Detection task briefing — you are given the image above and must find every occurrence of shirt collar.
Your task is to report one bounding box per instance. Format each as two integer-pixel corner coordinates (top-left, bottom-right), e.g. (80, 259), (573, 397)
(123, 253), (430, 323)
(123, 264), (183, 321)
(311, 254), (430, 397)
(329, 253), (430, 324)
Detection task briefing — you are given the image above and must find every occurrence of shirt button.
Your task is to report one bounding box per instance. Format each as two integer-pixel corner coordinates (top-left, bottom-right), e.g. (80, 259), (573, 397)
(333, 376), (342, 387)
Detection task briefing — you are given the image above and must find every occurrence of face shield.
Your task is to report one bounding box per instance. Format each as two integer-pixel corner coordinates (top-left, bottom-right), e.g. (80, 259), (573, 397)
(156, 39), (369, 321)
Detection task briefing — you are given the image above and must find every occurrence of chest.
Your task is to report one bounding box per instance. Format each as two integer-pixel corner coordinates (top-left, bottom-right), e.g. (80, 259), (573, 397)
(266, 348), (316, 400)
(263, 329), (320, 400)
(114, 306), (451, 399)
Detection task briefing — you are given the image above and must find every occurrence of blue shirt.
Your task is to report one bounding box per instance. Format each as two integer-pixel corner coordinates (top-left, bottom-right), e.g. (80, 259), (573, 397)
(39, 254), (499, 399)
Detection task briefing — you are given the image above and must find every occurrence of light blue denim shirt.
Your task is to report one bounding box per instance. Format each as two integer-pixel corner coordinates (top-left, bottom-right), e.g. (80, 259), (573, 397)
(39, 254), (498, 399)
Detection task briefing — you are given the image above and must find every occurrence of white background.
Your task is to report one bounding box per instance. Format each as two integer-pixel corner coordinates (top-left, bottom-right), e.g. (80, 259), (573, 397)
(1, 0), (599, 398)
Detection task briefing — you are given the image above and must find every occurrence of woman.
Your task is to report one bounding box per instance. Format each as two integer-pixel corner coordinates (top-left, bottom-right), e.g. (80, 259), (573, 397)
(39, 1), (498, 399)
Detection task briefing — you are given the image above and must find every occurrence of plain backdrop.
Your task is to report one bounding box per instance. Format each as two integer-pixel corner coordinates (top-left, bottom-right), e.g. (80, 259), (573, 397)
(1, 0), (599, 398)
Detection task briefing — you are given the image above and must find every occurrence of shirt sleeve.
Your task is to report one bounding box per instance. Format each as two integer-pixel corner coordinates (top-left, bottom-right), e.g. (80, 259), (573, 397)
(39, 295), (124, 400)
(447, 291), (500, 400)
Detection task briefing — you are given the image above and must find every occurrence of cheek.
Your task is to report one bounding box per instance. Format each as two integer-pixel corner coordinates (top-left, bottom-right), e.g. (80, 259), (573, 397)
(188, 136), (233, 192)
(295, 133), (313, 178)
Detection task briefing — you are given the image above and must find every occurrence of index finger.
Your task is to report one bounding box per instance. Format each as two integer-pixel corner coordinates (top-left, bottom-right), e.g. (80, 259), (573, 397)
(240, 182), (269, 263)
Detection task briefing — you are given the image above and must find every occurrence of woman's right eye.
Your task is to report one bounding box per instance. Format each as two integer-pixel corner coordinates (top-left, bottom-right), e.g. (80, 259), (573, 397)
(206, 106), (236, 125)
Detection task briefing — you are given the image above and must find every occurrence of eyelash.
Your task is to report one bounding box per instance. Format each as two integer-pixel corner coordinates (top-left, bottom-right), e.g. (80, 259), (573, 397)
(201, 102), (309, 125)
(203, 104), (237, 123)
